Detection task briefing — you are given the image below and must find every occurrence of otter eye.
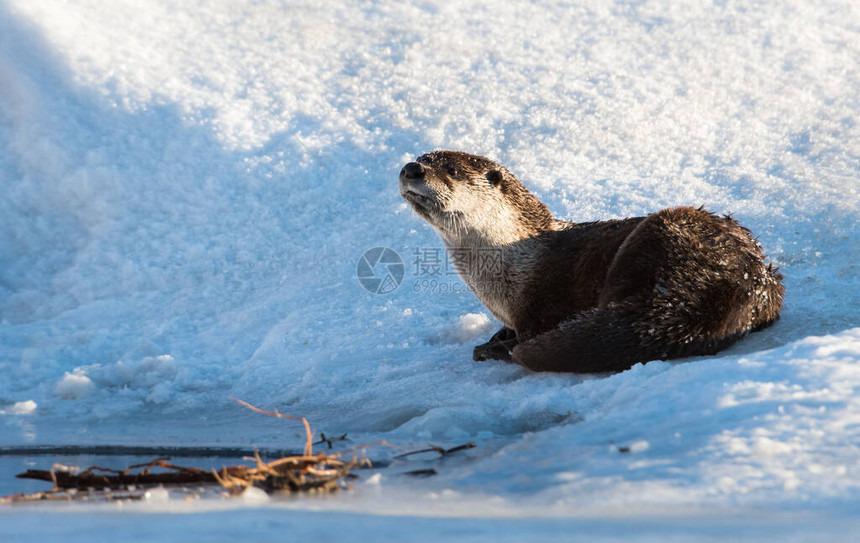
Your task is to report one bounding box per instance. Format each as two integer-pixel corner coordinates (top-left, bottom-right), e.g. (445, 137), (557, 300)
(486, 170), (503, 186)
(446, 166), (458, 178)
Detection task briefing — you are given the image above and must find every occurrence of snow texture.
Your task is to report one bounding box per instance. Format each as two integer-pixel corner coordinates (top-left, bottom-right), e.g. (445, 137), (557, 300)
(0, 0), (859, 539)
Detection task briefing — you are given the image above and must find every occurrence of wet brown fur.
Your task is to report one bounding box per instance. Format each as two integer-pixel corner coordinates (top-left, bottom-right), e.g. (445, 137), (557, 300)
(399, 150), (785, 373)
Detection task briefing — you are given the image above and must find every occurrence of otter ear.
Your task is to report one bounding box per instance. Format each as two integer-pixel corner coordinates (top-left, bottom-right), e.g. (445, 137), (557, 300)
(486, 170), (503, 186)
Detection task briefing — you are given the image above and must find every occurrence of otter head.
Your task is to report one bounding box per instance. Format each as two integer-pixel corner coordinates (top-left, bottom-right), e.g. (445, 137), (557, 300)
(399, 150), (554, 247)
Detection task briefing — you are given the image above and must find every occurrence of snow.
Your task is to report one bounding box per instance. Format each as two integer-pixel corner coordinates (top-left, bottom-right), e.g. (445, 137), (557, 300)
(0, 400), (36, 415)
(1, 0), (859, 539)
(450, 313), (495, 343)
(53, 372), (95, 400)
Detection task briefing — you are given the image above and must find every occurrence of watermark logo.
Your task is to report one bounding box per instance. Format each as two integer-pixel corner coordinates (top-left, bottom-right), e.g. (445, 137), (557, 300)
(356, 247), (405, 294)
(357, 246), (504, 295)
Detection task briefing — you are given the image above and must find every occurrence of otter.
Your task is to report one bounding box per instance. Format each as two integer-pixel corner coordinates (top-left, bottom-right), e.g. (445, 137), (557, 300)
(399, 150), (784, 373)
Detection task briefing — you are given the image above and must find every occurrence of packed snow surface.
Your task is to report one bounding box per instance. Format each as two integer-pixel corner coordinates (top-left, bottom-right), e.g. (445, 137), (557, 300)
(1, 0), (859, 538)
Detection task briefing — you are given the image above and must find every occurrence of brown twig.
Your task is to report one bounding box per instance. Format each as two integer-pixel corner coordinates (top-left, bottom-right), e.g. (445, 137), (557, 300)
(393, 442), (476, 459)
(401, 469), (437, 477)
(231, 397), (314, 456)
(331, 439), (396, 458)
(313, 433), (351, 449)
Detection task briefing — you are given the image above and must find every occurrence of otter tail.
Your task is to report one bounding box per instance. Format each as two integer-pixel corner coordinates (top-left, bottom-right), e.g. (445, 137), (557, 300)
(511, 305), (744, 373)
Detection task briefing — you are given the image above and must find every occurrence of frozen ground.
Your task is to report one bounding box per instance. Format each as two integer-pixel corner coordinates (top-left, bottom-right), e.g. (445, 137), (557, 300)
(0, 0), (858, 540)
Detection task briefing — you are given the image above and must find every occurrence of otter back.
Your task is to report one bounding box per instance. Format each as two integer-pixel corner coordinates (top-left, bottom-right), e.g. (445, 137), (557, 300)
(511, 207), (784, 372)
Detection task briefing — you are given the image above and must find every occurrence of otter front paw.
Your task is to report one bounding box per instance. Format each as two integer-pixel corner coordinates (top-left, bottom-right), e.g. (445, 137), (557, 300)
(473, 327), (518, 362)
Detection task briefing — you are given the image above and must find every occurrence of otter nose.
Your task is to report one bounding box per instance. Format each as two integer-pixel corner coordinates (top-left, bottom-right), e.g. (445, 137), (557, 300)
(401, 161), (425, 180)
